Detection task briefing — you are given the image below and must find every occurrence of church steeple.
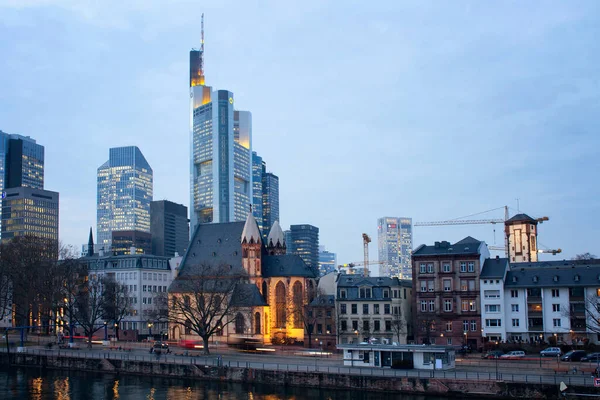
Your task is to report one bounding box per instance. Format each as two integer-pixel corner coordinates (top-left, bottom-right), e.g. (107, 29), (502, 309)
(87, 227), (94, 256)
(241, 209), (262, 245)
(241, 209), (262, 279)
(266, 220), (286, 255)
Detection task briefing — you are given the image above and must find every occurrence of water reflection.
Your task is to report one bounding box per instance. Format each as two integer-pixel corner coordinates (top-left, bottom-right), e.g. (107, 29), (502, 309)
(112, 380), (119, 399)
(53, 377), (70, 400)
(31, 377), (42, 400)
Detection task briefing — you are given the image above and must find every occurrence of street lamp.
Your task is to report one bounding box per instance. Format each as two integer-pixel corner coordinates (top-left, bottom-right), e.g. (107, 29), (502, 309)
(354, 330), (359, 344)
(148, 323), (153, 340)
(103, 322), (108, 341)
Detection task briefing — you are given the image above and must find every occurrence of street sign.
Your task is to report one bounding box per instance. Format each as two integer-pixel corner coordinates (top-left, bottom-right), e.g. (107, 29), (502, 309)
(594, 378), (600, 387)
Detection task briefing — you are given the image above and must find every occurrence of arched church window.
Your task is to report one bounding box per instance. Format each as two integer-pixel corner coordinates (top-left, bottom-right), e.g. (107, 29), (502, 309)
(255, 312), (261, 334)
(235, 313), (245, 334)
(292, 281), (303, 328)
(275, 282), (286, 328)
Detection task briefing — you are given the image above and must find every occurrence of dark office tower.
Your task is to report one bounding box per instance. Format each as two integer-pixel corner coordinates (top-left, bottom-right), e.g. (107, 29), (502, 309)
(289, 224), (319, 268)
(251, 152), (264, 235)
(1, 186), (59, 244)
(150, 200), (189, 257)
(111, 230), (152, 256)
(262, 172), (279, 236)
(6, 136), (44, 190)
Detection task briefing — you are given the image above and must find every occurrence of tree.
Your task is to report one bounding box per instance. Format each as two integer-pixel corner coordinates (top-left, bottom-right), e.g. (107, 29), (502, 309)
(391, 311), (407, 344)
(289, 286), (321, 347)
(169, 264), (246, 354)
(418, 317), (436, 345)
(71, 274), (106, 348)
(101, 277), (132, 340)
(562, 292), (600, 337)
(573, 253), (597, 260)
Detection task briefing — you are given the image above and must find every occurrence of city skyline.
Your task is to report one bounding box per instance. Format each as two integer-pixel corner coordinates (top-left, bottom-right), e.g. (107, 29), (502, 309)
(0, 2), (598, 262)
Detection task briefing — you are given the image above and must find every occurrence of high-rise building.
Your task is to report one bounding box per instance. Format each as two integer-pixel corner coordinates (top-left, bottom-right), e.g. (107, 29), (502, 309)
(289, 224), (319, 268)
(377, 217), (413, 279)
(1, 186), (58, 243)
(150, 200), (189, 257)
(251, 152), (264, 235)
(189, 18), (252, 232)
(97, 146), (153, 252)
(262, 172), (279, 237)
(318, 246), (337, 276)
(111, 230), (152, 255)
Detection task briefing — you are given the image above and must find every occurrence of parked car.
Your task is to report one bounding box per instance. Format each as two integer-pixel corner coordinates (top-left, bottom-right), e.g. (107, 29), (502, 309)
(482, 350), (504, 359)
(500, 351), (525, 359)
(540, 347), (562, 357)
(152, 342), (169, 355)
(581, 353), (600, 362)
(456, 345), (473, 355)
(561, 350), (587, 362)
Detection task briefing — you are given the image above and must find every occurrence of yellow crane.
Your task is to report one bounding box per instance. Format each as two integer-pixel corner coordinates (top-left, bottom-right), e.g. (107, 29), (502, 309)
(338, 260), (384, 275)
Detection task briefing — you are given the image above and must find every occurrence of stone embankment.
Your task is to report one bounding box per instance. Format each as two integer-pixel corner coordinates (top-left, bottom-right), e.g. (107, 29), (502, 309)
(0, 352), (594, 399)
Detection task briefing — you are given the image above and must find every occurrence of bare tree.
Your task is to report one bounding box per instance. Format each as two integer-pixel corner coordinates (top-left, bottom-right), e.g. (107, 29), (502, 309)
(562, 293), (600, 337)
(391, 311), (407, 344)
(0, 244), (13, 325)
(169, 264), (246, 354)
(101, 277), (132, 340)
(418, 317), (436, 345)
(573, 253), (597, 260)
(71, 275), (106, 348)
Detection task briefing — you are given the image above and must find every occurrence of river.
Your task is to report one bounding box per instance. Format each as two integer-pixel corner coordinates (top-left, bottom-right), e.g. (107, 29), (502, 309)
(0, 366), (447, 399)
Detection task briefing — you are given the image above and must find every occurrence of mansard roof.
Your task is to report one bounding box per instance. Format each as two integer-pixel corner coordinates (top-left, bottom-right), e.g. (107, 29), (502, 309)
(505, 259), (600, 288)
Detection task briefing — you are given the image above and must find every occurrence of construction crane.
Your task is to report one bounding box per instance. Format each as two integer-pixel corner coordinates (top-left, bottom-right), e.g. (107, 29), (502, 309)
(414, 206), (509, 227)
(338, 260), (385, 275)
(488, 245), (562, 255)
(362, 233), (371, 277)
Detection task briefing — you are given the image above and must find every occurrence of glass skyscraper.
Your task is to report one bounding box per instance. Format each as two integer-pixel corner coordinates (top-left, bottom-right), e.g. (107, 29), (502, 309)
(262, 172), (279, 237)
(251, 152), (264, 235)
(318, 246), (337, 276)
(377, 217), (413, 279)
(289, 224), (319, 268)
(189, 31), (252, 232)
(97, 146), (153, 252)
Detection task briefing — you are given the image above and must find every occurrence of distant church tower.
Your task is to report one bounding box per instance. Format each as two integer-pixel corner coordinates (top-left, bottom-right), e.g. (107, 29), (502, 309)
(266, 220), (286, 256)
(241, 211), (263, 280)
(505, 214), (538, 263)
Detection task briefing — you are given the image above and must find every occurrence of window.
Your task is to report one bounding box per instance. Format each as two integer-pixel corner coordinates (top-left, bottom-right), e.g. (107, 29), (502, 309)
(340, 304), (347, 314)
(461, 300), (469, 311)
(352, 321), (358, 331)
(393, 290), (398, 298)
(374, 320), (380, 331)
(485, 304), (501, 313)
(340, 290), (347, 299)
(443, 279), (451, 292)
(363, 321), (370, 331)
(442, 263), (451, 273)
(484, 290), (500, 299)
(470, 320), (477, 331)
(468, 280), (476, 291)
(512, 319), (519, 327)
(444, 300), (452, 312)
(428, 281), (434, 292)
(461, 280), (467, 291)
(374, 304), (380, 314)
(467, 262), (475, 272)
(363, 304), (369, 314)
(393, 306), (399, 315)
(553, 319), (561, 327)
(341, 321), (347, 331)
(469, 301), (476, 312)
(385, 320), (392, 331)
(552, 304), (560, 312)
(383, 289), (390, 298)
(420, 281), (427, 292)
(420, 263), (426, 273)
(485, 319), (501, 327)
(484, 280), (488, 284)
(597, 288), (600, 297)
(445, 322), (452, 332)
(351, 304), (357, 314)
(143, 285), (147, 292)
(317, 324), (323, 334)
(510, 290), (518, 298)
(427, 263), (434, 273)
(420, 301), (427, 312)
(359, 288), (372, 299)
(463, 320), (469, 331)
(428, 301), (435, 312)
(460, 262), (467, 272)
(511, 304), (519, 312)
(384, 304), (391, 314)
(447, 338), (452, 345)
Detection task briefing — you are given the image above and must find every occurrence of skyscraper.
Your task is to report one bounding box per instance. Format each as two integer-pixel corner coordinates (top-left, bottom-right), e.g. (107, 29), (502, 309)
(150, 200), (189, 257)
(262, 172), (279, 237)
(97, 146), (153, 252)
(289, 224), (319, 268)
(318, 246), (337, 276)
(251, 152), (264, 235)
(189, 16), (252, 232)
(377, 217), (413, 279)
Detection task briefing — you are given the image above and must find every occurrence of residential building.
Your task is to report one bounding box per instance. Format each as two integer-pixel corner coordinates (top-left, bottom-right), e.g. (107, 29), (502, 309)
(150, 200), (189, 257)
(336, 275), (411, 345)
(97, 146), (153, 252)
(288, 224), (319, 269)
(480, 258), (600, 344)
(505, 213), (539, 263)
(189, 24), (252, 231)
(305, 295), (336, 351)
(262, 172), (279, 236)
(251, 152), (264, 235)
(377, 217), (413, 279)
(169, 211), (318, 343)
(411, 237), (490, 348)
(1, 186), (59, 246)
(81, 251), (173, 338)
(318, 246), (337, 276)
(111, 230), (152, 256)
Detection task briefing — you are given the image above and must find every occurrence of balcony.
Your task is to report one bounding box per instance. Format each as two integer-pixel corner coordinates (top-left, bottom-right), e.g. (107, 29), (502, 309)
(527, 296), (542, 303)
(528, 325), (544, 331)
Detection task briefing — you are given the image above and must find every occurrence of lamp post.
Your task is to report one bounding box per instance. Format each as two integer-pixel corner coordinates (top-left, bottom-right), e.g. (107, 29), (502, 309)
(103, 322), (108, 341)
(354, 329), (359, 344)
(148, 322), (153, 340)
(114, 323), (118, 342)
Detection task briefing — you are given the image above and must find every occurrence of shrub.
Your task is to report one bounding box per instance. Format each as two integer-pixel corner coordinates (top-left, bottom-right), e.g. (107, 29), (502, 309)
(391, 359), (414, 369)
(548, 336), (557, 346)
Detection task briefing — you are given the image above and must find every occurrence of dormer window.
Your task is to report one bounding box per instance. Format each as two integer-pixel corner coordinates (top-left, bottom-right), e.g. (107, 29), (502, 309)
(512, 276), (518, 283)
(340, 289), (347, 299)
(359, 287), (372, 299)
(574, 274), (580, 282)
(553, 275), (559, 282)
(533, 276), (538, 283)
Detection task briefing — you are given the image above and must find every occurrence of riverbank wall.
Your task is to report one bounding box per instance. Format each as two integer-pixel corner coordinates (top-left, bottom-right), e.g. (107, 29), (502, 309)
(0, 352), (592, 399)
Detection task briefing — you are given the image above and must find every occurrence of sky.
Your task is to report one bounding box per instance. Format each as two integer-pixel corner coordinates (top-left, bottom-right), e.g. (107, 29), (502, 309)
(0, 0), (598, 265)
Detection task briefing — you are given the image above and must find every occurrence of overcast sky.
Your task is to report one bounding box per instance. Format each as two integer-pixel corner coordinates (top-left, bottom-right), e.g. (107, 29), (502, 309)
(0, 0), (598, 264)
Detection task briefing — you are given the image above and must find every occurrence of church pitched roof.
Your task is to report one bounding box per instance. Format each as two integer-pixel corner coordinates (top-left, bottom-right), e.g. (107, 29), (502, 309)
(262, 255), (319, 278)
(230, 283), (268, 307)
(267, 220), (285, 247)
(241, 212), (262, 244)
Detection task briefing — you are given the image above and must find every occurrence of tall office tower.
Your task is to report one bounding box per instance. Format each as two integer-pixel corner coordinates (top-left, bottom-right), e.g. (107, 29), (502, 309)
(284, 230), (292, 252)
(150, 200), (189, 257)
(97, 146), (153, 252)
(251, 152), (264, 235)
(318, 246), (337, 276)
(262, 172), (279, 237)
(377, 217), (413, 279)
(111, 230), (152, 255)
(189, 16), (252, 232)
(289, 224), (319, 268)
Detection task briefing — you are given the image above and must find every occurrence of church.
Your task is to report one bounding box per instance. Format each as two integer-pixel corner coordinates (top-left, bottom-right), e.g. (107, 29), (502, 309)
(169, 212), (319, 344)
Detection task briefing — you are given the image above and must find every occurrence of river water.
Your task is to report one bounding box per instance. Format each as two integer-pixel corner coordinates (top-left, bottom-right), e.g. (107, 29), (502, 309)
(0, 366), (447, 399)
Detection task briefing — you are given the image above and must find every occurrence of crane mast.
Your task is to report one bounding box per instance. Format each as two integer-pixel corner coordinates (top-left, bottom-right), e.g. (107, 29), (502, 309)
(362, 233), (371, 277)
